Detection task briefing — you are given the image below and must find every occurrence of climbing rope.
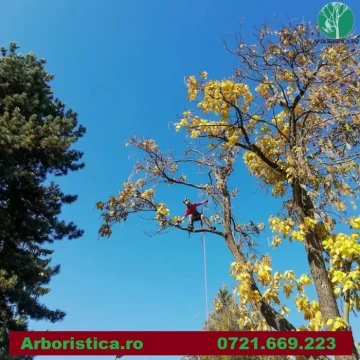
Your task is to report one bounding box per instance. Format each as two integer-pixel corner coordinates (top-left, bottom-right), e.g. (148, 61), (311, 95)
(186, 192), (210, 329)
(201, 200), (209, 329)
(201, 229), (209, 328)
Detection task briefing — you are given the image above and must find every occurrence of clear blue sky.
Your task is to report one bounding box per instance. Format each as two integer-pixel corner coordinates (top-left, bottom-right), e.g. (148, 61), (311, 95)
(1, 0), (359, 359)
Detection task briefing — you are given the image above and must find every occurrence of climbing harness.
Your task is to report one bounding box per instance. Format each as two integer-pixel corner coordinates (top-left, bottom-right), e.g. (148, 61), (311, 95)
(187, 209), (203, 238)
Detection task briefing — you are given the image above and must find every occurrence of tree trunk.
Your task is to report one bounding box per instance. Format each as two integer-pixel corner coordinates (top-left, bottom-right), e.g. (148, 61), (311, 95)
(223, 229), (296, 331)
(293, 182), (358, 360)
(217, 174), (297, 331)
(222, 223), (334, 360)
(215, 170), (354, 360)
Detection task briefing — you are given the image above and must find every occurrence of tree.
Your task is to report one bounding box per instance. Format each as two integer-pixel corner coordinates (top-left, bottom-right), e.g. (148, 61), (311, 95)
(0, 43), (86, 358)
(204, 285), (242, 331)
(182, 286), (255, 360)
(97, 22), (360, 359)
(182, 286), (287, 360)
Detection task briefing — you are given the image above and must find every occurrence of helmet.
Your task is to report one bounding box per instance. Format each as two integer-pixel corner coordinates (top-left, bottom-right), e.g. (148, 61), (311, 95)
(183, 198), (190, 204)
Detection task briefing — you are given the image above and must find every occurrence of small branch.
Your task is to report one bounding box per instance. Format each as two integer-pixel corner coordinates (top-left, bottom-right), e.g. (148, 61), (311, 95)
(341, 261), (352, 326)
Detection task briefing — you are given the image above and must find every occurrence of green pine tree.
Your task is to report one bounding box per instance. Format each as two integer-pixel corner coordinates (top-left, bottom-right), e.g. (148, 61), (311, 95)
(0, 42), (86, 359)
(204, 286), (243, 332)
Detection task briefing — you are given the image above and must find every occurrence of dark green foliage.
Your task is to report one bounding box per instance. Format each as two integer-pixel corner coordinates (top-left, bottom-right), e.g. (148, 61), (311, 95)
(0, 42), (86, 359)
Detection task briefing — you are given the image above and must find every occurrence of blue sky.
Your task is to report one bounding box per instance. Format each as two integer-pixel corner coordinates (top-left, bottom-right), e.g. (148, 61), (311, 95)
(1, 0), (359, 359)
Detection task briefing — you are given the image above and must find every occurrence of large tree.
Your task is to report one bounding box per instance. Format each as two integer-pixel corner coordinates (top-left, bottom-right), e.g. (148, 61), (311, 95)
(0, 43), (86, 358)
(97, 22), (360, 359)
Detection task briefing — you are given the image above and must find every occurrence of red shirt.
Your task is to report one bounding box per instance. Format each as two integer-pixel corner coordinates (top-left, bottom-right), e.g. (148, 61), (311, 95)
(184, 202), (202, 217)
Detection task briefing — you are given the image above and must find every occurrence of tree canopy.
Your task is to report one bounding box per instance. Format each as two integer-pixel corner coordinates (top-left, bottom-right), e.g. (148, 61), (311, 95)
(0, 43), (86, 359)
(97, 21), (360, 360)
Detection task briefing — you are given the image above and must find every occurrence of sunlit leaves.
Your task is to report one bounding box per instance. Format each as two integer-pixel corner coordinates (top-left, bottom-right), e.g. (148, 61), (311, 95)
(323, 232), (360, 263)
(230, 256), (320, 330)
(349, 216), (360, 229)
(269, 216), (294, 237)
(326, 317), (348, 330)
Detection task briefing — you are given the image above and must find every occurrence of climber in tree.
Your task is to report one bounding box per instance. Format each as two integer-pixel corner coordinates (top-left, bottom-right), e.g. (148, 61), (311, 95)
(177, 198), (216, 231)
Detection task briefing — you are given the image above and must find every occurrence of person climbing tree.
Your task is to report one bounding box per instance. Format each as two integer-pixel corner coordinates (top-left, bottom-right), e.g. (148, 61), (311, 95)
(177, 198), (216, 231)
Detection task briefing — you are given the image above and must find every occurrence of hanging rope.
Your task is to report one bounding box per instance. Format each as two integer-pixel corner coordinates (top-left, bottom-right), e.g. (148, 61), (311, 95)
(201, 200), (209, 329)
(201, 229), (209, 328)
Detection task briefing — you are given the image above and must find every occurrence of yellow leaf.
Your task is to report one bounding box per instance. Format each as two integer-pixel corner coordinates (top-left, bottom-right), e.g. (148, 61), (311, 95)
(333, 287), (341, 297)
(343, 280), (355, 293)
(298, 274), (312, 286)
(349, 216), (360, 229)
(283, 282), (293, 298)
(332, 317), (347, 330)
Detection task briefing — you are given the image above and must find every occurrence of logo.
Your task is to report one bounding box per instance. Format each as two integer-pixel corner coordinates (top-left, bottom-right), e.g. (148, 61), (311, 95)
(318, 2), (355, 39)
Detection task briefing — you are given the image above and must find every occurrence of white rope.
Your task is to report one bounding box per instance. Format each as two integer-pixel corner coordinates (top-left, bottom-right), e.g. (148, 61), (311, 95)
(201, 200), (209, 329)
(201, 230), (209, 328)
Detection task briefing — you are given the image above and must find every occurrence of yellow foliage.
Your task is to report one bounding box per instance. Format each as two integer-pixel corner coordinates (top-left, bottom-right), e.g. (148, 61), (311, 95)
(308, 310), (323, 330)
(187, 76), (198, 100)
(141, 189), (154, 199)
(290, 230), (305, 242)
(215, 301), (223, 311)
(280, 305), (290, 316)
(190, 130), (201, 138)
(227, 134), (239, 147)
(272, 181), (286, 197)
(256, 83), (271, 98)
(257, 263), (272, 286)
(326, 317), (348, 330)
(303, 217), (317, 230)
(295, 294), (321, 323)
(170, 215), (181, 223)
(283, 282), (293, 298)
(271, 235), (282, 247)
(284, 270), (295, 281)
(262, 288), (280, 305)
(183, 110), (192, 118)
(135, 179), (145, 187)
(323, 232), (360, 263)
(175, 118), (188, 131)
(296, 274), (312, 293)
(297, 274), (312, 287)
(175, 76), (255, 135)
(156, 203), (170, 216)
(269, 216), (294, 237)
(349, 216), (360, 229)
(282, 70), (293, 82)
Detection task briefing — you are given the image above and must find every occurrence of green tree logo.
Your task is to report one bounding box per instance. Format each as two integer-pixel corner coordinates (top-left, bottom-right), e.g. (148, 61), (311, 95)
(318, 2), (355, 39)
